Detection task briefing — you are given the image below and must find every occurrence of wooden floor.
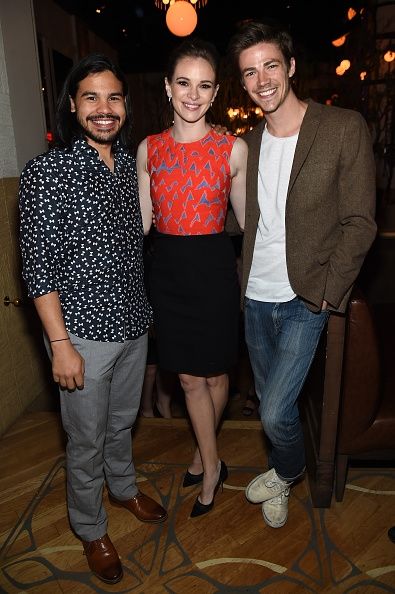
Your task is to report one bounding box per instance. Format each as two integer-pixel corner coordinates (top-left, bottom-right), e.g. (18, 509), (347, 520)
(0, 407), (394, 593)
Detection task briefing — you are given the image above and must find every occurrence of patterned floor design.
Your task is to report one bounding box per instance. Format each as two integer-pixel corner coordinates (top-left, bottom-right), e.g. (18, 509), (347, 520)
(1, 453), (395, 593)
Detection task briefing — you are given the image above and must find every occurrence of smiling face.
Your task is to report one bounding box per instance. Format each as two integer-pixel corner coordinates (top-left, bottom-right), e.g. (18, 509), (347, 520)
(239, 41), (295, 115)
(70, 70), (126, 149)
(165, 56), (219, 125)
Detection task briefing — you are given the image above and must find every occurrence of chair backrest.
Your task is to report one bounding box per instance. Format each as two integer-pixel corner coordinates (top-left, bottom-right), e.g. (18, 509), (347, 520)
(336, 288), (381, 447)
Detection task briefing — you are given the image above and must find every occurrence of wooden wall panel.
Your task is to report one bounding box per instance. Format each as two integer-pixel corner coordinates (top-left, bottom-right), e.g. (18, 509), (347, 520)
(0, 177), (52, 436)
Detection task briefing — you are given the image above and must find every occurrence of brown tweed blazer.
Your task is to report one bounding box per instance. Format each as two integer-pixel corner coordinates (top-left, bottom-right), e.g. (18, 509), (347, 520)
(240, 99), (377, 313)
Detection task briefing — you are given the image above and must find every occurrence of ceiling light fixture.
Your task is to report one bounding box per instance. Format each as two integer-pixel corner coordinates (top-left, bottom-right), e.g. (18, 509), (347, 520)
(155, 0), (208, 37)
(155, 0), (208, 9)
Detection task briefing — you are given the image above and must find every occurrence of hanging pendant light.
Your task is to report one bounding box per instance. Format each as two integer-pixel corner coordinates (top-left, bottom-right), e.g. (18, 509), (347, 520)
(155, 0), (207, 9)
(155, 0), (207, 37)
(166, 1), (197, 37)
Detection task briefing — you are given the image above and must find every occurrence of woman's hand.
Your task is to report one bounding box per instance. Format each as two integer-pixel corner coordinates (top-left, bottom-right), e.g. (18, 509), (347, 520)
(211, 123), (233, 135)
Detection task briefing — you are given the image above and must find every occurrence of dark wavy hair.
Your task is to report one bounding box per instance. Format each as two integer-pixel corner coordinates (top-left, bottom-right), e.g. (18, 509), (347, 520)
(166, 36), (220, 83)
(54, 53), (133, 150)
(227, 20), (295, 78)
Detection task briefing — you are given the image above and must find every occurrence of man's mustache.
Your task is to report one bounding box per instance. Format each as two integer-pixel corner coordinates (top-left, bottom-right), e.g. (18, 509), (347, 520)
(87, 114), (121, 122)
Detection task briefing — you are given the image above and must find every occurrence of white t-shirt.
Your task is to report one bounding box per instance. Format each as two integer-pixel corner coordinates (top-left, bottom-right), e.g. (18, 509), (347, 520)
(246, 126), (298, 303)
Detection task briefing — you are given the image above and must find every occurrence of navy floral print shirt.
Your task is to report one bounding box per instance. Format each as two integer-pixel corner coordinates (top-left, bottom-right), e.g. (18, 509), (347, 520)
(19, 138), (152, 342)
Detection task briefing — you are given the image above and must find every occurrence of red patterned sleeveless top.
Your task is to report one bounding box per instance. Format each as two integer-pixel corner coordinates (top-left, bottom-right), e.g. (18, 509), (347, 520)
(147, 128), (236, 235)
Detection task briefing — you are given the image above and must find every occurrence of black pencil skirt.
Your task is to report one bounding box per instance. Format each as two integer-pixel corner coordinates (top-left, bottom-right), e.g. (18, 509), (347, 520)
(149, 232), (240, 376)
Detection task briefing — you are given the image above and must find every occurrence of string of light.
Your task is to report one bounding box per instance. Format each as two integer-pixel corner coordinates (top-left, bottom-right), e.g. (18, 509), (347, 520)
(154, 0), (208, 9)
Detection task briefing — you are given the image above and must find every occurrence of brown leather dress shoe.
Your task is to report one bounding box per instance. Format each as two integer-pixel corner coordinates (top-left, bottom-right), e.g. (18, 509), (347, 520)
(82, 534), (123, 584)
(108, 491), (168, 523)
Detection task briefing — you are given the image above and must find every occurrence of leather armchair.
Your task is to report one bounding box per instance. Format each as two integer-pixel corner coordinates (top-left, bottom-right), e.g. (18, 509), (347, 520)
(301, 287), (395, 507)
(334, 289), (395, 501)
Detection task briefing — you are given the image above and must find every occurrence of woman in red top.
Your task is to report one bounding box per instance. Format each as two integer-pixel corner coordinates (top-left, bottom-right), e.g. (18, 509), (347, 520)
(137, 38), (247, 517)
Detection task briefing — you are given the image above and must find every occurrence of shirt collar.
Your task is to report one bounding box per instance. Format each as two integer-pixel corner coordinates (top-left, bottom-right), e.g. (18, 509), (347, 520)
(72, 138), (128, 172)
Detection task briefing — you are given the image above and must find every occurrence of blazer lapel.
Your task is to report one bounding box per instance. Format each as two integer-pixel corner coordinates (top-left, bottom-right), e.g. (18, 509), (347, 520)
(246, 121), (264, 223)
(288, 100), (321, 195)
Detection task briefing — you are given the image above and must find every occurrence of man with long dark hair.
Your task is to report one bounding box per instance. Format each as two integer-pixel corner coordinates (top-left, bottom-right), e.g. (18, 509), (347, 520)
(19, 54), (167, 584)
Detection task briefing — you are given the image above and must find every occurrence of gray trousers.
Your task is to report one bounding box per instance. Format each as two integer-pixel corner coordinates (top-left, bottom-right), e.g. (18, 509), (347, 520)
(51, 332), (147, 541)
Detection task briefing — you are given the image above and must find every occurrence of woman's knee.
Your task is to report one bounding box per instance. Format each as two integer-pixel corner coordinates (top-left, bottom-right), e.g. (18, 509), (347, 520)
(206, 373), (227, 390)
(179, 373), (204, 394)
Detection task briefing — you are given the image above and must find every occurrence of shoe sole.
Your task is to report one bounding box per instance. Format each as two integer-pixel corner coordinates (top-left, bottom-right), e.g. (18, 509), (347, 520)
(262, 511), (287, 528)
(133, 514), (168, 523)
(262, 508), (288, 528)
(245, 475), (264, 503)
(92, 569), (123, 584)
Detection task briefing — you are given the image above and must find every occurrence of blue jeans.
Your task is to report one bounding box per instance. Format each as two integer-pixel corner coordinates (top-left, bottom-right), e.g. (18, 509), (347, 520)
(244, 297), (329, 482)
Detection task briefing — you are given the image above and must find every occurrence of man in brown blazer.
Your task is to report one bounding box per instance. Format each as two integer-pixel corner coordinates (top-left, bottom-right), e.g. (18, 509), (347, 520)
(228, 21), (377, 528)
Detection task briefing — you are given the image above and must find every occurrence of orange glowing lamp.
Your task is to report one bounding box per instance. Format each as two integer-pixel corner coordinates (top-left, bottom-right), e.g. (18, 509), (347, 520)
(166, 1), (197, 36)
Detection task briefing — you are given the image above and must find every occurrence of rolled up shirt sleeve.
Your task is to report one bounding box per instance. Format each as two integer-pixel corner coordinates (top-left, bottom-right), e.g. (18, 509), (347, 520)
(19, 158), (61, 298)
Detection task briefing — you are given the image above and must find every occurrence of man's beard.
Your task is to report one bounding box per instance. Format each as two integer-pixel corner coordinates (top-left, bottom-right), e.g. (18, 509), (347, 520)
(84, 127), (120, 145)
(77, 114), (122, 145)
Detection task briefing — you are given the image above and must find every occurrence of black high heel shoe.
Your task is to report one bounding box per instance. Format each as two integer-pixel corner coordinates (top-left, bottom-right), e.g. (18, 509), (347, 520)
(190, 461), (228, 518)
(183, 469), (204, 488)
